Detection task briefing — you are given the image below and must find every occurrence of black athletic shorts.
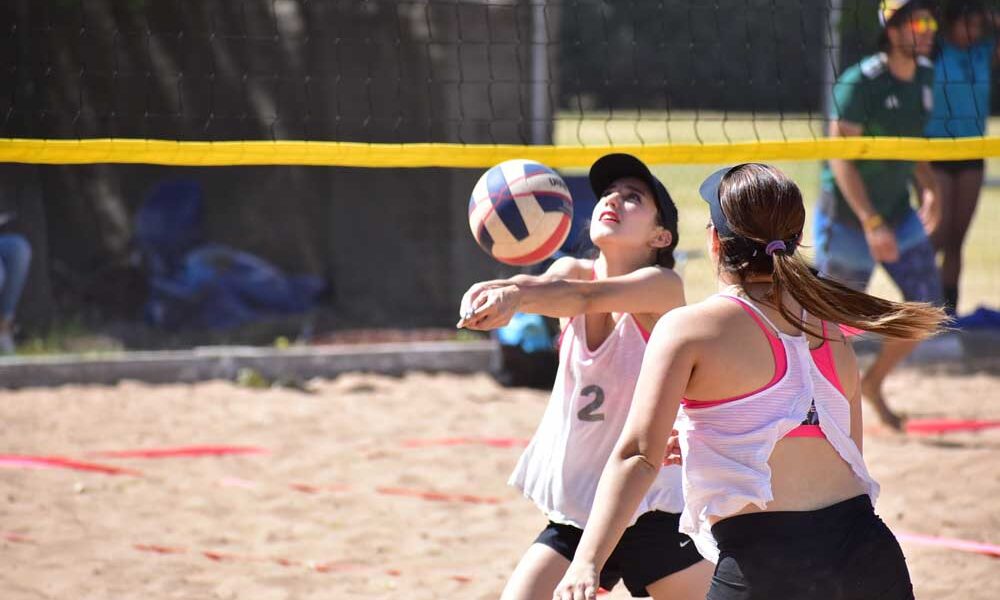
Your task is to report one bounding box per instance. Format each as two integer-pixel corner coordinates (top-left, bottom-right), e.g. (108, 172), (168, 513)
(535, 510), (703, 597)
(707, 495), (914, 600)
(930, 158), (985, 173)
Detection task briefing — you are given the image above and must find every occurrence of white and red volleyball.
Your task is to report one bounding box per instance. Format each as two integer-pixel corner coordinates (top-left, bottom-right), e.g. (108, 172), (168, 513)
(468, 159), (573, 266)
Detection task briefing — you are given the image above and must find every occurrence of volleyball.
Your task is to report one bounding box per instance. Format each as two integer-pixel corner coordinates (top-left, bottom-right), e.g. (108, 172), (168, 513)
(468, 159), (573, 266)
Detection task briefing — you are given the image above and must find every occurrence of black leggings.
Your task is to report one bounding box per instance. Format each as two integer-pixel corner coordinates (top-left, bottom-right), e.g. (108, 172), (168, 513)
(707, 495), (913, 600)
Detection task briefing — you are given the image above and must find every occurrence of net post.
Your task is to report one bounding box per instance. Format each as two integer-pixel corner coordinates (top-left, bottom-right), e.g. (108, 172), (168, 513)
(530, 0), (549, 145)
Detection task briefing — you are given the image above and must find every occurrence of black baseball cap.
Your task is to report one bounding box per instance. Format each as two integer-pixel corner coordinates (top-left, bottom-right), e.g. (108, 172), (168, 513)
(589, 153), (678, 231)
(698, 165), (741, 238)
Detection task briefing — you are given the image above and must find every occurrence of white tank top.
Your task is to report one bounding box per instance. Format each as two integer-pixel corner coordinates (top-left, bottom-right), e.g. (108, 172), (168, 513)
(674, 294), (880, 563)
(509, 313), (684, 529)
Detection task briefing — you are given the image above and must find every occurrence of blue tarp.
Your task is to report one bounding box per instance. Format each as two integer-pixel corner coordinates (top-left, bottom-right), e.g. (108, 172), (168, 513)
(136, 180), (325, 330)
(952, 306), (1000, 330)
(560, 174), (598, 257)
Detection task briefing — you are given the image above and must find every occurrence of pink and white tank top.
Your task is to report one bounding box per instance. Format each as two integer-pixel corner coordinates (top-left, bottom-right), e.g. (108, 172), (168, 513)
(674, 294), (880, 562)
(509, 313), (684, 528)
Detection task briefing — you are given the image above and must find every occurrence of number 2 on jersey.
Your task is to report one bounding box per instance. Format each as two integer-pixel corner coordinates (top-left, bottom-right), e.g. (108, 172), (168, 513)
(577, 384), (606, 422)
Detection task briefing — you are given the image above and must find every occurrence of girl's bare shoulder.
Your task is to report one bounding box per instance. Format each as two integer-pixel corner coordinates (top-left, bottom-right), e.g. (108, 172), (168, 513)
(650, 295), (739, 342)
(546, 256), (594, 280)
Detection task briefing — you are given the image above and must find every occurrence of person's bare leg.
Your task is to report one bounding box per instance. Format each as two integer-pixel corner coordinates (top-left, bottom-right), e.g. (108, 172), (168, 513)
(929, 167), (956, 253)
(501, 543), (572, 600)
(861, 338), (920, 430)
(940, 167), (985, 314)
(646, 559), (714, 600)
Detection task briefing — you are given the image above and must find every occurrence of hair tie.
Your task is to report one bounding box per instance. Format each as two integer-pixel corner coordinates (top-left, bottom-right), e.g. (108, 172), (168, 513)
(764, 240), (787, 256)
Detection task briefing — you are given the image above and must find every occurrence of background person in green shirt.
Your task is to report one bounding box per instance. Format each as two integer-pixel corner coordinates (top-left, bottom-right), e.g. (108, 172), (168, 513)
(815, 0), (943, 431)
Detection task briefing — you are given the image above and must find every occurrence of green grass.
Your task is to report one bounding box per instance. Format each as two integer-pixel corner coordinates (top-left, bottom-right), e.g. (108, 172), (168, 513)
(555, 112), (1000, 314)
(14, 317), (124, 357)
(554, 111), (827, 146)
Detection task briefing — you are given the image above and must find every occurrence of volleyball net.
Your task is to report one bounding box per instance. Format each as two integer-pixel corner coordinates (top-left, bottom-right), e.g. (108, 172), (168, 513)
(3, 0), (999, 329)
(4, 0), (1000, 168)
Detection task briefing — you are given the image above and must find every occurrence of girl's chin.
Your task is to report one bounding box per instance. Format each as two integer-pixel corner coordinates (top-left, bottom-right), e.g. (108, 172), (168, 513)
(589, 231), (613, 247)
(589, 224), (619, 240)
(589, 231), (632, 251)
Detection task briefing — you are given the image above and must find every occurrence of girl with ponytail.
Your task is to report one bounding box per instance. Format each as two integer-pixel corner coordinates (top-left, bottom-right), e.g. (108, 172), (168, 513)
(554, 164), (945, 600)
(710, 163), (943, 341)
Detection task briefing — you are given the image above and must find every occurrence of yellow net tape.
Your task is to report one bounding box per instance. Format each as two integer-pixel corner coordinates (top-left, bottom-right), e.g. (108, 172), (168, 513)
(2, 136), (999, 168)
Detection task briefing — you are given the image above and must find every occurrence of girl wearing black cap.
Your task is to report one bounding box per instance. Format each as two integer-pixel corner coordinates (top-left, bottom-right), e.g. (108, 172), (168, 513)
(458, 153), (711, 599)
(554, 163), (945, 600)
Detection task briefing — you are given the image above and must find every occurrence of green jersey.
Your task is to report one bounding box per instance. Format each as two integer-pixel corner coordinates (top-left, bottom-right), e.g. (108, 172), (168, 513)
(819, 53), (935, 227)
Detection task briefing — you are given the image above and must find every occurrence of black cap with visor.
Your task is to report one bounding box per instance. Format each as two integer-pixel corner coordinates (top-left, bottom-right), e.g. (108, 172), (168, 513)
(588, 153), (678, 233)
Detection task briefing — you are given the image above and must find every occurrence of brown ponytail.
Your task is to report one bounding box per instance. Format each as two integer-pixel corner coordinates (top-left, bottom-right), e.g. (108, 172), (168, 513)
(769, 251), (945, 340)
(716, 164), (947, 341)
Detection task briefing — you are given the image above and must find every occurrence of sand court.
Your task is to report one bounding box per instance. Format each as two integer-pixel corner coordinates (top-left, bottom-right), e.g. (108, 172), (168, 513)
(1, 368), (998, 599)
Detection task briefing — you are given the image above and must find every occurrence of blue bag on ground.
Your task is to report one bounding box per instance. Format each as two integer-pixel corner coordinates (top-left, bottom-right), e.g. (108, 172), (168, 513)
(494, 312), (558, 389)
(496, 312), (555, 354)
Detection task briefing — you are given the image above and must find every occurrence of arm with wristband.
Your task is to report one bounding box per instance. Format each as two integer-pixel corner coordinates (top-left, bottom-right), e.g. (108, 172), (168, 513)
(827, 70), (900, 263)
(913, 160), (941, 236)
